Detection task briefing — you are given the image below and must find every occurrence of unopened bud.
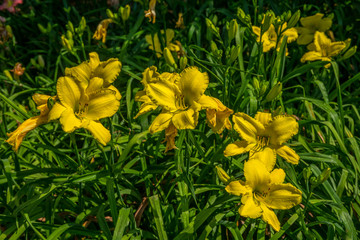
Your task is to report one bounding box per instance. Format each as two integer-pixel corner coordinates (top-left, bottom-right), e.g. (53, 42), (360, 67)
(66, 21), (74, 33)
(66, 30), (73, 40)
(180, 56), (187, 70)
(3, 70), (13, 81)
(228, 19), (238, 43)
(287, 10), (300, 28)
(262, 13), (273, 33)
(216, 166), (230, 184)
(229, 45), (240, 64)
(77, 17), (86, 35)
(265, 82), (282, 102)
(164, 47), (176, 68)
(47, 97), (55, 110)
(303, 167), (312, 181)
(120, 5), (131, 22)
(38, 55), (45, 68)
(38, 23), (47, 34)
(5, 25), (13, 38)
(106, 9), (114, 19)
(205, 18), (220, 38)
(61, 35), (72, 51)
(252, 78), (260, 91)
(342, 46), (357, 60)
(259, 81), (269, 95)
(319, 168), (331, 183)
(210, 41), (218, 53)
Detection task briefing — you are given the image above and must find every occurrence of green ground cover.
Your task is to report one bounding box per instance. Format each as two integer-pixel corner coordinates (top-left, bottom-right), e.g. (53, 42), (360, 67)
(0, 0), (360, 239)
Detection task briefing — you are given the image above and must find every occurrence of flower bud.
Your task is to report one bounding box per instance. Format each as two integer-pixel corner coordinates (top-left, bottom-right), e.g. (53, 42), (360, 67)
(180, 56), (187, 70)
(106, 9), (114, 19)
(319, 168), (331, 183)
(205, 18), (220, 38)
(252, 77), (260, 91)
(66, 30), (73, 40)
(164, 47), (176, 68)
(38, 55), (45, 68)
(303, 167), (312, 181)
(216, 166), (230, 184)
(262, 13), (273, 33)
(287, 10), (300, 28)
(3, 70), (13, 81)
(120, 5), (131, 22)
(229, 45), (240, 64)
(228, 19), (238, 43)
(5, 25), (13, 38)
(210, 41), (218, 53)
(66, 21), (74, 33)
(265, 82), (282, 102)
(61, 35), (72, 52)
(342, 46), (357, 60)
(37, 23), (47, 34)
(77, 17), (86, 35)
(259, 81), (269, 96)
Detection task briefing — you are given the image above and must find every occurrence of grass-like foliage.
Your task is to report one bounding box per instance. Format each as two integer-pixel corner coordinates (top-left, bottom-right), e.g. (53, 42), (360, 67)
(0, 0), (359, 239)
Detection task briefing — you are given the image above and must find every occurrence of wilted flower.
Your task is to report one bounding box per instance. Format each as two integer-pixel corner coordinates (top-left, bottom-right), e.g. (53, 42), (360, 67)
(93, 19), (113, 43)
(11, 63), (25, 79)
(144, 0), (156, 24)
(175, 13), (185, 29)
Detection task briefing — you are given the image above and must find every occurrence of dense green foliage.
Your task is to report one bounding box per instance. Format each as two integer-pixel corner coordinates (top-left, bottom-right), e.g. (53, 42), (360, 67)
(0, 0), (359, 239)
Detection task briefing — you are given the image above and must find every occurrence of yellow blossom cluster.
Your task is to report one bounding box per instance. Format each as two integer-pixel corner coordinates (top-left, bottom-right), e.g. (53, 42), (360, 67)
(134, 66), (233, 152)
(6, 52), (122, 151)
(219, 112), (302, 232)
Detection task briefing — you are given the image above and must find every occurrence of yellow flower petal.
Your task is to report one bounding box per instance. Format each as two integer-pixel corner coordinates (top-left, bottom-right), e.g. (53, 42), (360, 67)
(177, 67), (209, 103)
(296, 31), (314, 45)
(249, 147), (276, 172)
(57, 76), (81, 110)
(270, 168), (286, 185)
(65, 63), (91, 91)
(239, 194), (262, 218)
(233, 113), (265, 144)
(225, 181), (249, 196)
(88, 52), (100, 70)
(146, 81), (178, 111)
(314, 31), (332, 53)
(266, 115), (298, 146)
(300, 13), (332, 31)
(264, 183), (302, 210)
(149, 112), (173, 134)
(261, 204), (281, 232)
(328, 42), (346, 57)
(197, 95), (218, 110)
(252, 26), (261, 40)
(85, 120), (111, 145)
(48, 102), (66, 121)
(108, 85), (122, 101)
(206, 98), (233, 134)
(300, 51), (329, 63)
(145, 33), (162, 58)
(142, 66), (160, 85)
(276, 145), (300, 164)
(32, 93), (52, 106)
(172, 103), (201, 130)
(94, 58), (122, 86)
(60, 108), (82, 132)
(6, 115), (47, 152)
(86, 89), (120, 121)
(282, 27), (298, 43)
(224, 141), (254, 157)
(86, 77), (104, 95)
(244, 159), (270, 191)
(165, 29), (175, 44)
(134, 102), (157, 119)
(254, 112), (272, 127)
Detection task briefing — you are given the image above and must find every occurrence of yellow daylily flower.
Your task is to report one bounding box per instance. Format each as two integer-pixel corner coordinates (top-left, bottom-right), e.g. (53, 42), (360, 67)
(296, 13), (332, 45)
(206, 97), (233, 134)
(146, 67), (209, 133)
(134, 66), (179, 119)
(224, 112), (299, 170)
(6, 94), (55, 152)
(301, 31), (345, 68)
(225, 160), (302, 232)
(145, 29), (180, 58)
(93, 19), (113, 43)
(48, 75), (120, 145)
(144, 0), (156, 24)
(252, 23), (298, 53)
(65, 52), (122, 100)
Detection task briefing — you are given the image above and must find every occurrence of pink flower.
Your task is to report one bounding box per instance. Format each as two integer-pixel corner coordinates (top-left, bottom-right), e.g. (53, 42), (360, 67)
(0, 0), (23, 13)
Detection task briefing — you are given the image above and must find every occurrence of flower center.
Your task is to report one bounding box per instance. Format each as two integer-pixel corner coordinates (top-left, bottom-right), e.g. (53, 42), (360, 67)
(75, 102), (88, 119)
(252, 136), (270, 152)
(175, 94), (188, 110)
